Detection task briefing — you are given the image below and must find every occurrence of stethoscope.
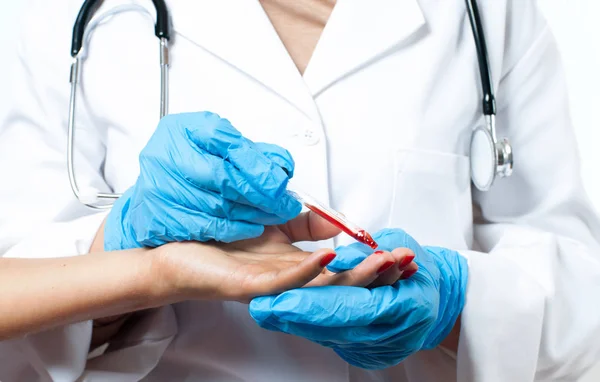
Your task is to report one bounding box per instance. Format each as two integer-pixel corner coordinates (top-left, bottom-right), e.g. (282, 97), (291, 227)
(67, 0), (513, 210)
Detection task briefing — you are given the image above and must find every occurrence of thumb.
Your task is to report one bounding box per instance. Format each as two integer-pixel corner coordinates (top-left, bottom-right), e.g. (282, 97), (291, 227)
(279, 211), (342, 243)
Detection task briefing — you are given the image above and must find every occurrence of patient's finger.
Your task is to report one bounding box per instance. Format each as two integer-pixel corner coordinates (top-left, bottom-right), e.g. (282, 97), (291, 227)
(279, 211), (342, 243)
(245, 248), (337, 300)
(369, 248), (415, 287)
(307, 250), (397, 287)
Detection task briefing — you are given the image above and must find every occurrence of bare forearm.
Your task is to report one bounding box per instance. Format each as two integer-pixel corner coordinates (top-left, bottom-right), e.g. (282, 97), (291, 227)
(0, 248), (162, 341)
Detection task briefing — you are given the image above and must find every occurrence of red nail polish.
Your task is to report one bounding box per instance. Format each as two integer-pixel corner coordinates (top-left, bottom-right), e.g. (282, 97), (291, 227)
(374, 250), (385, 255)
(320, 253), (336, 267)
(401, 269), (418, 279)
(377, 261), (395, 274)
(398, 254), (415, 269)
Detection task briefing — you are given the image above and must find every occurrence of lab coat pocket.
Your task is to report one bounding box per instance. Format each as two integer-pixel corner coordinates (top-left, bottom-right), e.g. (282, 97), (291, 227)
(388, 149), (472, 250)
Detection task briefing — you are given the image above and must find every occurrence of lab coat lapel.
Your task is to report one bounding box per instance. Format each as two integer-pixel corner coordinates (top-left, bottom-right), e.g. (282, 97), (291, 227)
(167, 1), (317, 118)
(303, 0), (427, 96)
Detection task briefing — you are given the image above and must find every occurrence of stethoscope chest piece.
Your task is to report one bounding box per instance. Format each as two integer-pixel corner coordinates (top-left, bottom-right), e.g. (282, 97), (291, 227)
(470, 116), (513, 191)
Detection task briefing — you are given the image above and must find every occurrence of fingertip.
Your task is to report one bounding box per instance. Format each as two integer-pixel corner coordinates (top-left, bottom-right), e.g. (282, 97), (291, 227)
(409, 262), (419, 272)
(372, 251), (398, 273)
(391, 248), (416, 269)
(377, 262), (396, 275)
(399, 261), (419, 280)
(370, 250), (395, 262)
(366, 250), (395, 268)
(400, 268), (418, 280)
(319, 252), (337, 268)
(330, 249), (397, 287)
(391, 247), (415, 257)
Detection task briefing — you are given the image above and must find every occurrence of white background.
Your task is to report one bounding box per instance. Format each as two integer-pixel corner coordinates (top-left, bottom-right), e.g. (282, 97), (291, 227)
(0, 0), (599, 380)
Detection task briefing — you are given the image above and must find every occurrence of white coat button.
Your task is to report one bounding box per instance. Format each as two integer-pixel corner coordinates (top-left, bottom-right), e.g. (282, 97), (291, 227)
(301, 129), (320, 145)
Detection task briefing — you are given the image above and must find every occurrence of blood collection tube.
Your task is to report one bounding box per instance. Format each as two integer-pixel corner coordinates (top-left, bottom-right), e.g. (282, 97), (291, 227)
(286, 189), (378, 249)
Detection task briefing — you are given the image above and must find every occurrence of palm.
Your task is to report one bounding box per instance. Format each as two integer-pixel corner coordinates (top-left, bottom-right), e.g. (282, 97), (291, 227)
(210, 219), (332, 302)
(163, 212), (414, 304)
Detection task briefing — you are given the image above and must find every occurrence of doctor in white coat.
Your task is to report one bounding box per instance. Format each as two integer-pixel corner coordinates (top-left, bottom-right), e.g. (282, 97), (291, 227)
(1, 0), (600, 381)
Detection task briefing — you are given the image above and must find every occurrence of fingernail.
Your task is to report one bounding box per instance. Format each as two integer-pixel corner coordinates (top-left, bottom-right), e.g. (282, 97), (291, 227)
(320, 253), (336, 267)
(377, 261), (395, 274)
(398, 254), (415, 269)
(374, 250), (385, 255)
(401, 269), (418, 279)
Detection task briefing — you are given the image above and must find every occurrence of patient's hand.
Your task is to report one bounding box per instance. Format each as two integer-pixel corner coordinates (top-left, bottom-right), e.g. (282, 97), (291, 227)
(157, 211), (414, 303)
(90, 211), (417, 350)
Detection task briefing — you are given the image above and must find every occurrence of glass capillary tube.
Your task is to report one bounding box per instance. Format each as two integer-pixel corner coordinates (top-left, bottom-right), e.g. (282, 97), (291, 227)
(286, 189), (378, 249)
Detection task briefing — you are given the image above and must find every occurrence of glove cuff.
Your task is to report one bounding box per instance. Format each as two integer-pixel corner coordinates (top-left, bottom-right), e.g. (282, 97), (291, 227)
(421, 246), (469, 350)
(103, 187), (138, 251)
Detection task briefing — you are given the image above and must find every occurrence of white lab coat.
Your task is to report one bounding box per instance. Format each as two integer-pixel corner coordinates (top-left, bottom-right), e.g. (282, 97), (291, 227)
(1, 0), (600, 381)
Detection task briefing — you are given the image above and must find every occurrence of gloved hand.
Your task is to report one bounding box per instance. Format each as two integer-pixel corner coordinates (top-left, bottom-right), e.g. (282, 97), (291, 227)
(248, 228), (468, 370)
(104, 111), (301, 251)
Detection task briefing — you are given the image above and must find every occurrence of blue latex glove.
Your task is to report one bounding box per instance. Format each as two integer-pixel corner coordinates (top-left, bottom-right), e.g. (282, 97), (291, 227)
(104, 111), (302, 250)
(249, 228), (468, 370)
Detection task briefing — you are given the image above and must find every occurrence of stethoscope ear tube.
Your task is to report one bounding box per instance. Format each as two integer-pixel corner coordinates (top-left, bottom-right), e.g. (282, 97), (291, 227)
(70, 0), (100, 57)
(152, 0), (170, 40)
(70, 0), (171, 57)
(68, 0), (171, 208)
(464, 0), (495, 116)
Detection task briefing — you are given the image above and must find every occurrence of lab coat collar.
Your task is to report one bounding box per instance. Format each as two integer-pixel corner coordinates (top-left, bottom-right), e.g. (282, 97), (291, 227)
(167, 0), (426, 114)
(303, 0), (427, 96)
(167, 1), (316, 118)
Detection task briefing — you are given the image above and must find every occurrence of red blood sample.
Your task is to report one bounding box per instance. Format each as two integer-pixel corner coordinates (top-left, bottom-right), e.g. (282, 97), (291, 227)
(305, 204), (378, 249)
(353, 229), (378, 250)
